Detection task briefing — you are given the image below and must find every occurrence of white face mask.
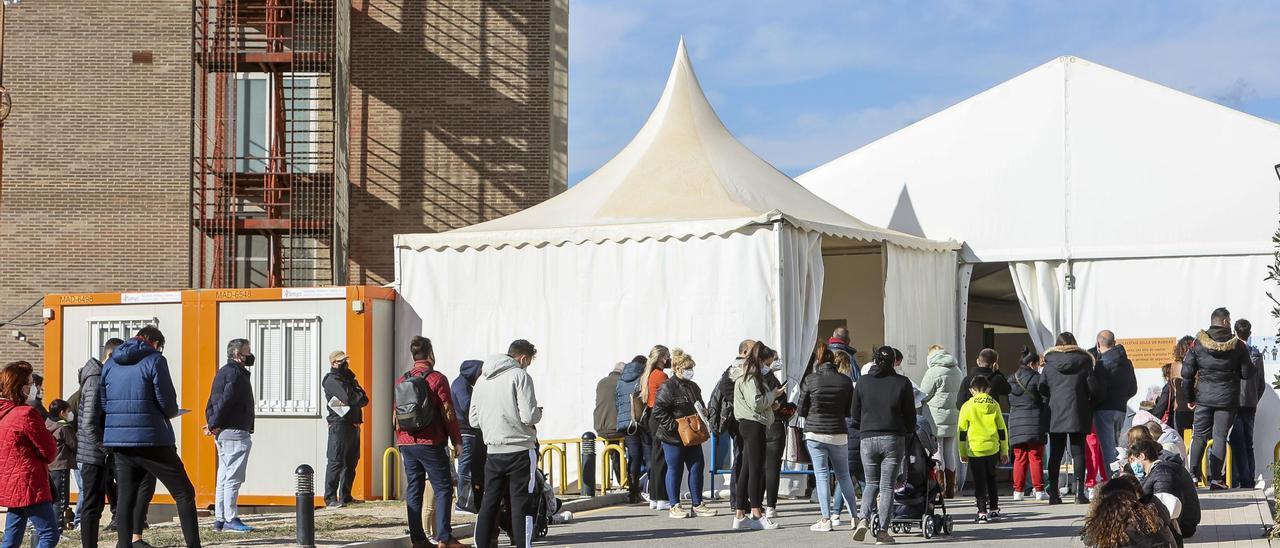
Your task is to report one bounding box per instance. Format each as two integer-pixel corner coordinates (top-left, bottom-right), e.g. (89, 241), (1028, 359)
(683, 369), (695, 381)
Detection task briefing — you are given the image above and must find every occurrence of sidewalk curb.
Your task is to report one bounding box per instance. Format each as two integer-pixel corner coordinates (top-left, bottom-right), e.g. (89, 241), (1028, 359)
(340, 493), (629, 547)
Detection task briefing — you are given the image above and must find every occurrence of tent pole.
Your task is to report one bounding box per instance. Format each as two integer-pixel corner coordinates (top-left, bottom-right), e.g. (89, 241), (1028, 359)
(772, 221), (785, 380)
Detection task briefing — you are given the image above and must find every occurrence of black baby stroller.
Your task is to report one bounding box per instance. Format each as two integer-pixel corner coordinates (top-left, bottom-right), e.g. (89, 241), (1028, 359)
(882, 429), (953, 539)
(498, 468), (558, 542)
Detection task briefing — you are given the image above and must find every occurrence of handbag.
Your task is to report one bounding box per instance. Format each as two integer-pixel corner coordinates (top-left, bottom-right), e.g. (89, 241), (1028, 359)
(675, 414), (709, 446)
(783, 425), (812, 464)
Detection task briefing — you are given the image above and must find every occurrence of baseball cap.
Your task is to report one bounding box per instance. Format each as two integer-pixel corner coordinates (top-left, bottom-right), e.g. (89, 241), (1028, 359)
(328, 350), (349, 364)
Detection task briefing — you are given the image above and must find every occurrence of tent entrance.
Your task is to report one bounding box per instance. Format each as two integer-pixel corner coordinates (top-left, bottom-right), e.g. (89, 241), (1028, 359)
(966, 262), (1035, 376)
(817, 238), (884, 366)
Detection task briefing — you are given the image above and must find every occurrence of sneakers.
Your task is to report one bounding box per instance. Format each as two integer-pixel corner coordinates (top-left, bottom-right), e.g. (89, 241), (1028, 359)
(874, 529), (896, 545)
(654, 500), (673, 511)
(732, 515), (749, 530)
(212, 520), (224, 532)
(975, 512), (989, 523)
(1209, 481), (1230, 491)
(988, 508), (1002, 519)
(1012, 491), (1024, 502)
(764, 506), (777, 518)
(223, 518), (254, 533)
(831, 516), (842, 528)
(852, 519), (871, 542)
(751, 516), (780, 530)
(649, 500), (658, 509)
(810, 518), (833, 532)
(669, 505), (689, 519)
(1033, 489), (1048, 501)
(692, 503), (718, 517)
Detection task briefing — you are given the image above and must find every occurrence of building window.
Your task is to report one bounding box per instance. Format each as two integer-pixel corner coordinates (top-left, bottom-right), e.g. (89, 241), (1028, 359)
(232, 73), (320, 174)
(247, 316), (320, 416)
(87, 318), (158, 360)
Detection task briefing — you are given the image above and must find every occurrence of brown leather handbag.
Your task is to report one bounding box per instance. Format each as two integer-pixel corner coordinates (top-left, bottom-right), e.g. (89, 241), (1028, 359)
(676, 414), (709, 446)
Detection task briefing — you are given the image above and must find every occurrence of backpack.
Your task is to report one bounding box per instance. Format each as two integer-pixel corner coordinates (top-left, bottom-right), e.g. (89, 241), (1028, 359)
(395, 370), (440, 432)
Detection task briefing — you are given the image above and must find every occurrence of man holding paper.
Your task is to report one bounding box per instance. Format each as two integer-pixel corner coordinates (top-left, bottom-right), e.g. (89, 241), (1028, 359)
(323, 350), (369, 508)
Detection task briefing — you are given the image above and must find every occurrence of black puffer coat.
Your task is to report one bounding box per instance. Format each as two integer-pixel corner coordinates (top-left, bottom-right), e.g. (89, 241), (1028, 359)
(1142, 458), (1200, 538)
(1181, 327), (1255, 408)
(1007, 365), (1048, 446)
(798, 363), (853, 435)
(1040, 345), (1096, 434)
(75, 358), (107, 466)
(653, 376), (705, 445)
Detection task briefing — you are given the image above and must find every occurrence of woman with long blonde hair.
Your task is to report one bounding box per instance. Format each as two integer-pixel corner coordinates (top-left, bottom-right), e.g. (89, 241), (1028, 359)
(640, 345), (672, 510)
(652, 349), (716, 519)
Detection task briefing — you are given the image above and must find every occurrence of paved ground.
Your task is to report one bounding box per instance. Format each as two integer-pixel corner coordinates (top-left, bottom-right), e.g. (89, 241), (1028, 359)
(536, 489), (1274, 548)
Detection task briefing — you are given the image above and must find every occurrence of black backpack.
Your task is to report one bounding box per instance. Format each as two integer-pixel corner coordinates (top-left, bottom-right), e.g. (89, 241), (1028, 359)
(395, 370), (439, 432)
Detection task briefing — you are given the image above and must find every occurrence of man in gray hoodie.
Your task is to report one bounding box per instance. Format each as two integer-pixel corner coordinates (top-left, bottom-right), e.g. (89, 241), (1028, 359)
(470, 340), (543, 548)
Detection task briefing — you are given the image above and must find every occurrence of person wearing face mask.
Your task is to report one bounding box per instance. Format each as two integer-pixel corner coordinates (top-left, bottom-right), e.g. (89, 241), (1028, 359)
(471, 339), (542, 548)
(323, 350), (370, 508)
(102, 326), (202, 548)
(0, 361), (60, 548)
(652, 349), (716, 519)
(1129, 439), (1200, 544)
(204, 338), (258, 533)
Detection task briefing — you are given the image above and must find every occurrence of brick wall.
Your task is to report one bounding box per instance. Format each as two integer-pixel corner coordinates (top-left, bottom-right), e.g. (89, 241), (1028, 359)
(347, 0), (565, 285)
(0, 0), (191, 369)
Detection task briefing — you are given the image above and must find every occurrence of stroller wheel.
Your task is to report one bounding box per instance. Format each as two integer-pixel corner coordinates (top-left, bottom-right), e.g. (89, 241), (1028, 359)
(922, 515), (935, 539)
(944, 515), (955, 535)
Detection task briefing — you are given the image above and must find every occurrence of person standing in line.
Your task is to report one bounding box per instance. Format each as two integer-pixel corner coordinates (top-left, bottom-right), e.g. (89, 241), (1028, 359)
(760, 352), (791, 519)
(731, 342), (782, 531)
(593, 362), (624, 488)
(955, 348), (1011, 494)
(851, 346), (916, 545)
(1182, 307), (1255, 489)
(652, 349), (717, 519)
(471, 340), (543, 548)
(396, 336), (465, 548)
(706, 341), (753, 510)
(1008, 347), (1048, 501)
(639, 345), (673, 510)
(614, 355), (648, 504)
(958, 376), (1010, 523)
(76, 337), (123, 548)
(830, 346), (864, 527)
(449, 359), (484, 511)
(1227, 319), (1265, 489)
(0, 361), (60, 548)
(323, 350), (370, 508)
(30, 373), (52, 421)
(46, 399), (77, 528)
(101, 326), (202, 548)
(204, 338), (257, 533)
(798, 340), (857, 532)
(1040, 332), (1096, 505)
(919, 345), (963, 499)
(1090, 330), (1138, 471)
(1152, 338), (1195, 436)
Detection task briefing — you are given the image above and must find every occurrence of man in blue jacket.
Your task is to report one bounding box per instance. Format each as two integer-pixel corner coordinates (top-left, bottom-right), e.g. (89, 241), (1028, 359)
(101, 326), (201, 548)
(204, 338), (257, 532)
(1090, 330), (1137, 469)
(450, 359), (484, 511)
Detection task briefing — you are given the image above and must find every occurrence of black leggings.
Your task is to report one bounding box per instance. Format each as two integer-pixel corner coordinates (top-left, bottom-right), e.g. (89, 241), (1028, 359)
(646, 415), (668, 501)
(764, 420), (784, 508)
(1047, 432), (1086, 495)
(736, 419), (767, 512)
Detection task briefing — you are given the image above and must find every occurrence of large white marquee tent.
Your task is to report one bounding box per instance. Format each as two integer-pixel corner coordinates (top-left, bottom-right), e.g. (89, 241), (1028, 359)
(799, 55), (1280, 478)
(394, 41), (959, 440)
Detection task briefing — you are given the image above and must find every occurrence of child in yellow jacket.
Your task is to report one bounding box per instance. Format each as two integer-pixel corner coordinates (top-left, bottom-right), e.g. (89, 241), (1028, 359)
(958, 376), (1009, 522)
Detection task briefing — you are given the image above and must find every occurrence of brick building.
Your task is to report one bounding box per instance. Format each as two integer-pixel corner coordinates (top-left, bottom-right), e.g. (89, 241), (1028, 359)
(0, 0), (568, 367)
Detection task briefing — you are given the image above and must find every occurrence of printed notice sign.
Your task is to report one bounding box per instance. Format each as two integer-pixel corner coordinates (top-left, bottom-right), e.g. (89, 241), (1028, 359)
(1116, 337), (1178, 369)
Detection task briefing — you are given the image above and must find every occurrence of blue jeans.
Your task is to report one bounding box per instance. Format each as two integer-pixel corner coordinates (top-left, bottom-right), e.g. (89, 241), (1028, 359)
(2, 502), (59, 548)
(1094, 409), (1126, 469)
(808, 439), (858, 520)
(401, 444), (454, 543)
(214, 428), (253, 522)
(860, 435), (903, 528)
(457, 433), (487, 499)
(661, 442), (705, 507)
(625, 432), (646, 497)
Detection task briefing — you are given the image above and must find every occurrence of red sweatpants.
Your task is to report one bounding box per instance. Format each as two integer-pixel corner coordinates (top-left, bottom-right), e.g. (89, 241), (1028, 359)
(1012, 442), (1045, 492)
(1084, 428), (1105, 488)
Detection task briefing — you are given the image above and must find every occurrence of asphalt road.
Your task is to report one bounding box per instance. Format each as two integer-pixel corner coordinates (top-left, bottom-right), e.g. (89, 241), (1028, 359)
(539, 494), (1091, 547)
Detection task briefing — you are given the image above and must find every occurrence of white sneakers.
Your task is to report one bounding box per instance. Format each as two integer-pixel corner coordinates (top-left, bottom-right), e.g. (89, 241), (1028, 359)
(1012, 491), (1024, 501)
(764, 506), (777, 518)
(751, 516), (780, 530)
(1033, 490), (1048, 501)
(810, 518), (833, 532)
(831, 516), (842, 528)
(654, 500), (673, 511)
(732, 516), (749, 530)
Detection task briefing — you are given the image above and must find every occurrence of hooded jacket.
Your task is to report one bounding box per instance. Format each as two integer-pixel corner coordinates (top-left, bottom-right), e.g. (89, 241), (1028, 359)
(1007, 364), (1048, 445)
(1181, 327), (1255, 408)
(323, 365), (369, 426)
(957, 366), (1011, 410)
(1239, 344), (1266, 409)
(451, 360), (484, 434)
(919, 350), (963, 437)
(594, 366), (623, 438)
(850, 364), (916, 438)
(652, 376), (705, 445)
(101, 337), (181, 447)
(958, 393), (1009, 459)
(798, 362), (853, 435)
(1040, 345), (1096, 434)
(76, 357), (107, 466)
(470, 354), (542, 454)
(46, 417), (78, 471)
(205, 359), (256, 433)
(706, 358), (744, 434)
(733, 368), (774, 427)
(0, 400), (57, 508)
(1090, 345), (1138, 411)
(614, 358), (645, 431)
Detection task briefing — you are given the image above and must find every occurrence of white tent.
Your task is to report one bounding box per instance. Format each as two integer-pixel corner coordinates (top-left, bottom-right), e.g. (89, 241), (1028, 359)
(394, 41), (959, 441)
(799, 55), (1280, 480)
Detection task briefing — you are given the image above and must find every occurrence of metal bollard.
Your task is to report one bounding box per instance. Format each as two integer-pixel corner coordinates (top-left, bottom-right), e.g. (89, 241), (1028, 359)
(296, 464), (316, 547)
(581, 432), (597, 496)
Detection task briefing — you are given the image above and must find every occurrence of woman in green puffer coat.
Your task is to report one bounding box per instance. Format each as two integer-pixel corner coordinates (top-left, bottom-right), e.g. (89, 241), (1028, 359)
(920, 345), (964, 498)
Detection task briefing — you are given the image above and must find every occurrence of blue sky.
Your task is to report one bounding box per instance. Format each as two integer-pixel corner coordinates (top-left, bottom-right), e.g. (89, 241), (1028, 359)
(567, 1), (1280, 184)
